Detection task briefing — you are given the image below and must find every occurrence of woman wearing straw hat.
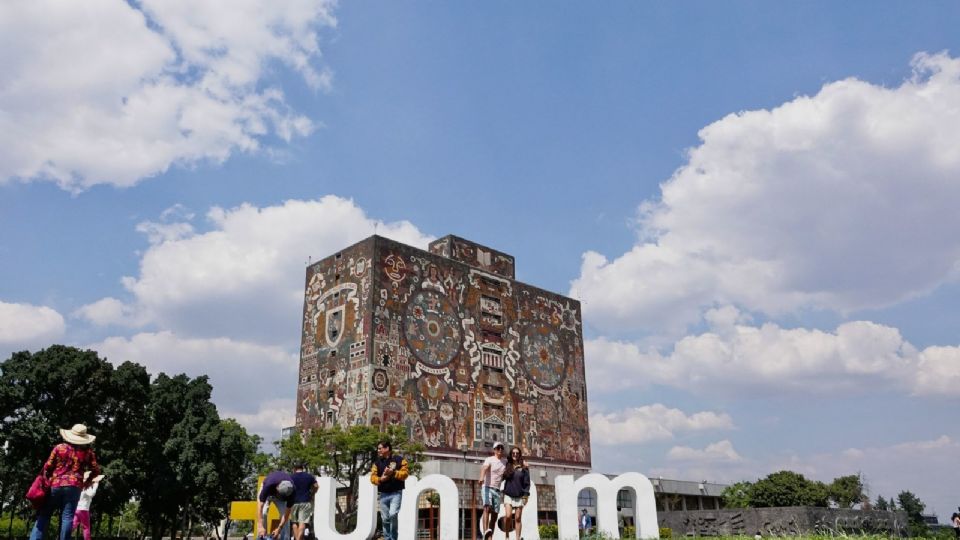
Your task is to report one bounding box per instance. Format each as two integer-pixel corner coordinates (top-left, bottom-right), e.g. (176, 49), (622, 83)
(28, 424), (101, 540)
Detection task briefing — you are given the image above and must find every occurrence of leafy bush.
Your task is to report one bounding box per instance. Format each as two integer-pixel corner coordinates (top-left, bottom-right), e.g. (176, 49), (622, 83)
(659, 526), (672, 538)
(539, 523), (559, 539)
(0, 512), (31, 536)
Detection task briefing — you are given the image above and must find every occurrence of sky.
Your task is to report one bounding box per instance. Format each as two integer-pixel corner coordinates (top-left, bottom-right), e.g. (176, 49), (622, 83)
(2, 0), (959, 521)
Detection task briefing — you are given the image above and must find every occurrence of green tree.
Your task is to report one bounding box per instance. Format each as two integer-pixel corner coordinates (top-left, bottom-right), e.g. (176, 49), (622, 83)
(720, 481), (753, 508)
(828, 474), (865, 508)
(0, 346), (118, 526)
(278, 424), (424, 529)
(749, 470), (829, 507)
(137, 374), (260, 540)
(896, 490), (927, 537)
(874, 495), (889, 511)
(0, 346), (260, 540)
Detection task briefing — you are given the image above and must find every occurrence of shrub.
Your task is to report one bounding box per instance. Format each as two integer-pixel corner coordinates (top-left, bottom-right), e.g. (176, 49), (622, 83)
(539, 523), (559, 539)
(659, 526), (672, 538)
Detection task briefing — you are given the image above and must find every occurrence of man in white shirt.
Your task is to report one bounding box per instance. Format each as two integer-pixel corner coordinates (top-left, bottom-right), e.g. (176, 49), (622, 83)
(478, 442), (507, 540)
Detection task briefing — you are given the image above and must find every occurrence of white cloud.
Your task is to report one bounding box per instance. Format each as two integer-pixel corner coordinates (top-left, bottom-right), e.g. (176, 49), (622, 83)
(222, 399), (297, 443)
(83, 196), (432, 346)
(586, 312), (960, 398)
(914, 346), (960, 396)
(0, 0), (335, 190)
(72, 297), (140, 327)
(572, 52), (960, 335)
(89, 331), (296, 421)
(590, 404), (734, 445)
(0, 301), (65, 353)
(136, 205), (196, 245)
(667, 440), (743, 463)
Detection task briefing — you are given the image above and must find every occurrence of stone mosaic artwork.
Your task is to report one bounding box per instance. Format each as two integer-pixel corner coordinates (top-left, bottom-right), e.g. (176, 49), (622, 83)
(296, 235), (591, 466)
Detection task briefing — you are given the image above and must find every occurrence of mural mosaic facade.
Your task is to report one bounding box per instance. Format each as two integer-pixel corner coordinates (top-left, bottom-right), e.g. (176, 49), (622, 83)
(296, 234), (591, 467)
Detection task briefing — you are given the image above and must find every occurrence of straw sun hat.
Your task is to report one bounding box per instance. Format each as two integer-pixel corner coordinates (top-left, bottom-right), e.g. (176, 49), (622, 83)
(60, 424), (96, 445)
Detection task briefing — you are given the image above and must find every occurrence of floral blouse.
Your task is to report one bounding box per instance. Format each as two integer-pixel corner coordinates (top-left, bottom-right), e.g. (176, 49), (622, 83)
(42, 443), (101, 488)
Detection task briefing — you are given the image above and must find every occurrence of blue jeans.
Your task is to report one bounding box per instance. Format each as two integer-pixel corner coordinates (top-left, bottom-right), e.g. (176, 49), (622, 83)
(259, 497), (290, 540)
(378, 491), (402, 540)
(29, 486), (80, 540)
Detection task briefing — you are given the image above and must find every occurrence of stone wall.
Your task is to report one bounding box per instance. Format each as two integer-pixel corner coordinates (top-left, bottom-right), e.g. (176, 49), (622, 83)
(658, 508), (908, 537)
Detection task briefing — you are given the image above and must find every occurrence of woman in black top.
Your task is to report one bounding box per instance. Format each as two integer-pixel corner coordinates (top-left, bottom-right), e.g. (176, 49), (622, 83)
(502, 447), (531, 540)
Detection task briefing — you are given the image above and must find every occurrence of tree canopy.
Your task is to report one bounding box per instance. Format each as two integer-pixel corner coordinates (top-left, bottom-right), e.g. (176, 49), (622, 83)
(897, 490), (928, 536)
(0, 345), (262, 540)
(828, 474), (865, 508)
(722, 470), (867, 509)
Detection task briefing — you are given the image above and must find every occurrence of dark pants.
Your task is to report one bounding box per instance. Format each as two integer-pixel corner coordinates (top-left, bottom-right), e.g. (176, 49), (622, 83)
(29, 486), (81, 540)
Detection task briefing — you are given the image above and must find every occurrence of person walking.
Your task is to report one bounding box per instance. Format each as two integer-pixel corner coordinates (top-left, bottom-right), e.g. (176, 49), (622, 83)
(256, 471), (295, 540)
(502, 447), (530, 540)
(28, 424), (101, 540)
(478, 442), (507, 540)
(71, 472), (104, 540)
(289, 464), (318, 540)
(370, 440), (409, 540)
(579, 509), (592, 537)
(951, 511), (960, 539)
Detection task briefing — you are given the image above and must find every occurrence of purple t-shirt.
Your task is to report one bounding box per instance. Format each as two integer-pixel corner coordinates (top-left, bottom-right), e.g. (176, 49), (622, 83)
(259, 471), (294, 504)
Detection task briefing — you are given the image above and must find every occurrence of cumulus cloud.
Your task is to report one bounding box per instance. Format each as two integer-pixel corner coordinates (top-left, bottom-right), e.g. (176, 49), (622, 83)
(0, 0), (335, 190)
(0, 301), (65, 355)
(572, 52), (960, 335)
(89, 331), (297, 424)
(667, 440), (743, 463)
(72, 298), (140, 327)
(77, 196), (433, 346)
(585, 313), (960, 397)
(222, 399), (297, 442)
(590, 404), (734, 445)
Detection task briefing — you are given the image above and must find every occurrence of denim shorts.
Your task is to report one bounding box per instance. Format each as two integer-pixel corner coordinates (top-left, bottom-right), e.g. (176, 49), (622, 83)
(481, 486), (502, 508)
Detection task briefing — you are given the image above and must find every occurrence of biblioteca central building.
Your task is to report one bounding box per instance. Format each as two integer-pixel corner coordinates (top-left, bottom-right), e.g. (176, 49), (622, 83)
(294, 234), (723, 529)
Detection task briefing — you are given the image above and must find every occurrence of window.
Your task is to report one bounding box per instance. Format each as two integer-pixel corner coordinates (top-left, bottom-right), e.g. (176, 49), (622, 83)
(480, 295), (502, 314)
(578, 489), (596, 507)
(617, 489), (634, 508)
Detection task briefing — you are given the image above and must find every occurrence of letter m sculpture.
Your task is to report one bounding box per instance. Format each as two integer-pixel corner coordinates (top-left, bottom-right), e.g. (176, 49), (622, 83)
(555, 473), (659, 540)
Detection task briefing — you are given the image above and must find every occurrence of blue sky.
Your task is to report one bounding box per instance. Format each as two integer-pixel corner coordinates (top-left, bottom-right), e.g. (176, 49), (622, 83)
(2, 0), (959, 520)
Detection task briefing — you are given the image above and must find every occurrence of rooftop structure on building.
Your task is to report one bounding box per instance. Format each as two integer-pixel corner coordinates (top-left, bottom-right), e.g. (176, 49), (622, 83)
(296, 234), (590, 467)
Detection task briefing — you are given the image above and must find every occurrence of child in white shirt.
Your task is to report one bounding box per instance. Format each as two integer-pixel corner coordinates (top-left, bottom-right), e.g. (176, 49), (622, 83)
(72, 472), (104, 540)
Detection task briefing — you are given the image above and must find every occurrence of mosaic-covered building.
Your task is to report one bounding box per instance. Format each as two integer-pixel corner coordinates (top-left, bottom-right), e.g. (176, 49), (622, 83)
(296, 234), (591, 467)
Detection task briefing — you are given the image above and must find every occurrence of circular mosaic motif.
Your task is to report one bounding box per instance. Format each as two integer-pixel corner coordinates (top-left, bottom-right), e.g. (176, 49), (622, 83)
(372, 369), (388, 392)
(521, 324), (567, 389)
(404, 290), (462, 367)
